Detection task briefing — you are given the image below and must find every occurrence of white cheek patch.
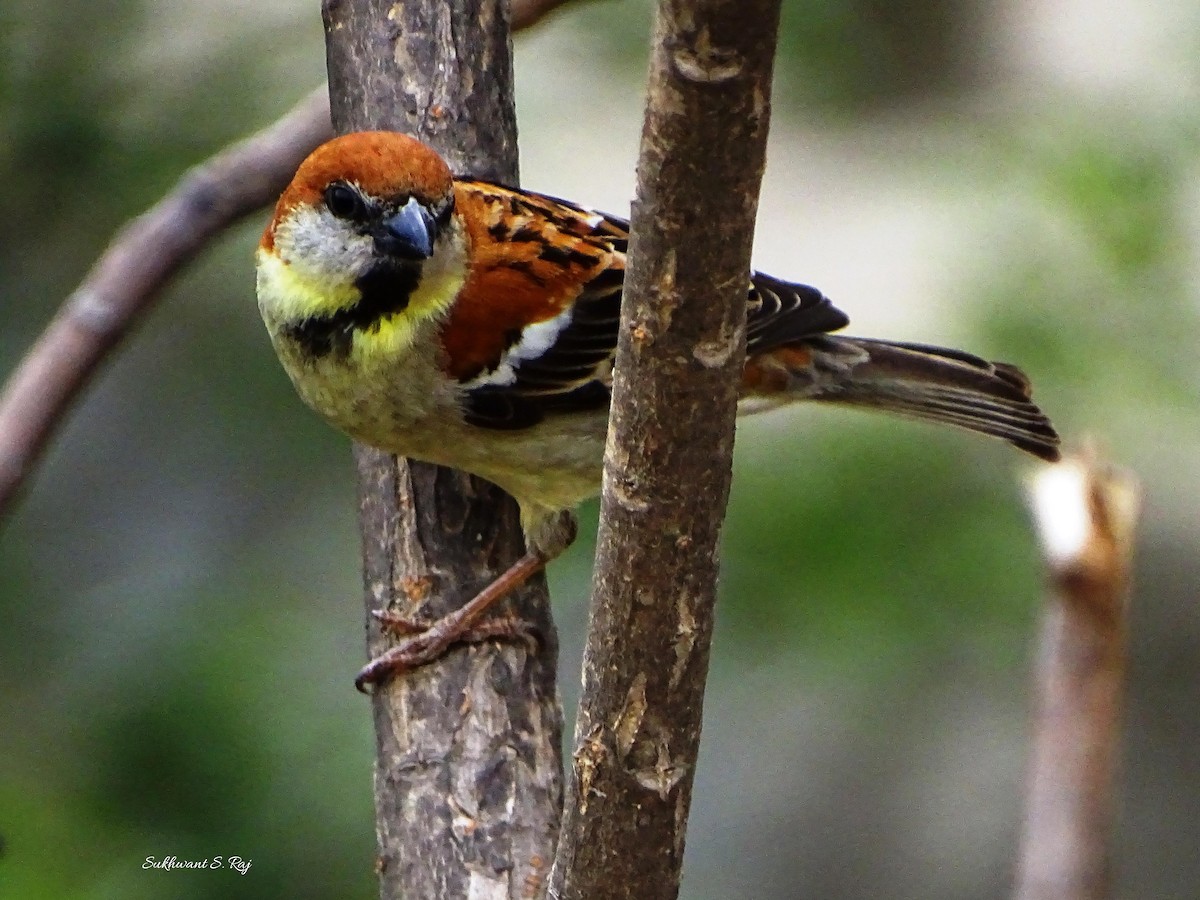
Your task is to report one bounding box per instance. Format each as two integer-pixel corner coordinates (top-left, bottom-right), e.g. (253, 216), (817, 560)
(278, 206), (375, 283)
(464, 306), (575, 388)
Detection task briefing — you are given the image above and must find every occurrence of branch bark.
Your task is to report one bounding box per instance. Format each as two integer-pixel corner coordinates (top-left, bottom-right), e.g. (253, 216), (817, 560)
(1014, 450), (1140, 900)
(322, 2), (562, 898)
(549, 1), (783, 897)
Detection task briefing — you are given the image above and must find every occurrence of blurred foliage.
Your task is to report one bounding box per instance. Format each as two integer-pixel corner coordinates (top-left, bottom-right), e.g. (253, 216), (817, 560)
(722, 422), (1042, 667)
(579, 0), (985, 113)
(2, 1), (1198, 899)
(775, 0), (986, 111)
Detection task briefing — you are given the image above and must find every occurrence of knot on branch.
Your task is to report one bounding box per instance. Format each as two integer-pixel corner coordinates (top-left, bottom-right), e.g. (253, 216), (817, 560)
(671, 26), (745, 84)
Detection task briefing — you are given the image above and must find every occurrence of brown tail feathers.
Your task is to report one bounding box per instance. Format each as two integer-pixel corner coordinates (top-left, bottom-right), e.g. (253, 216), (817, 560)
(748, 336), (1061, 462)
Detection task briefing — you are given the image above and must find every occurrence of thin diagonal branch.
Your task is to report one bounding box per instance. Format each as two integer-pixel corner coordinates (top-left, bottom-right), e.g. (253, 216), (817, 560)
(0, 88), (332, 518)
(1014, 448), (1140, 900)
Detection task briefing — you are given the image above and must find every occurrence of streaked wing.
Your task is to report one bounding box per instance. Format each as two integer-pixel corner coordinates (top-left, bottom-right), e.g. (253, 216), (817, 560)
(438, 181), (850, 429)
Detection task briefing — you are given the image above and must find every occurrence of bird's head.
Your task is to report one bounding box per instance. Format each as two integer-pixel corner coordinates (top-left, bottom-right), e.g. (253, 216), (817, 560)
(256, 131), (467, 361)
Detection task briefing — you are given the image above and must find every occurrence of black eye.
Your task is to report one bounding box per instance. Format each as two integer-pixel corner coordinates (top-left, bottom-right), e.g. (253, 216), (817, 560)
(324, 183), (366, 220)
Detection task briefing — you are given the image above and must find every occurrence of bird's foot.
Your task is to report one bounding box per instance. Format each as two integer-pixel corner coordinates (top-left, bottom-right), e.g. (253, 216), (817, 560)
(355, 609), (541, 693)
(354, 549), (548, 693)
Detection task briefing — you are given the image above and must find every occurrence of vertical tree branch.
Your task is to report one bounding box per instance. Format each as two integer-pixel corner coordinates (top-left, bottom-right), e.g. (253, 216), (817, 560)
(549, 1), (783, 897)
(322, 3), (562, 898)
(1014, 451), (1140, 900)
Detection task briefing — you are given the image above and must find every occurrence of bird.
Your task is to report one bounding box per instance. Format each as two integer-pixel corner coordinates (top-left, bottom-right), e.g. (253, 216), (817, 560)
(256, 131), (1060, 690)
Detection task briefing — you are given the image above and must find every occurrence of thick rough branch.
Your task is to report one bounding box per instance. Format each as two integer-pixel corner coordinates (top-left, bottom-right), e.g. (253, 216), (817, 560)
(1014, 449), (1140, 900)
(549, 1), (784, 897)
(0, 88), (332, 518)
(322, 2), (562, 898)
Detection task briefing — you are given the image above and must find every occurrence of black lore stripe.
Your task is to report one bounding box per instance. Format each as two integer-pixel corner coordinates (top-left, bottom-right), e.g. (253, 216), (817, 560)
(284, 262), (422, 361)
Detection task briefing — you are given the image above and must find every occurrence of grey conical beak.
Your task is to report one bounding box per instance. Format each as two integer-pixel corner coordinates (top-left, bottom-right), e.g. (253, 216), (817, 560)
(375, 197), (435, 260)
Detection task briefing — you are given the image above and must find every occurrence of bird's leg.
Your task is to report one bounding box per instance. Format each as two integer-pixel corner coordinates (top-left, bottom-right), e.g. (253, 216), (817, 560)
(355, 511), (577, 692)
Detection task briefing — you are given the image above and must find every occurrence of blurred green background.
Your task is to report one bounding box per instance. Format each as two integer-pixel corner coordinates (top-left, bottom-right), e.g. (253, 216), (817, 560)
(2, 1), (1198, 897)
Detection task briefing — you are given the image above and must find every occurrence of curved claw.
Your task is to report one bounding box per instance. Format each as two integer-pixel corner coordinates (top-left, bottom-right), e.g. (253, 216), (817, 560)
(354, 671), (375, 695)
(354, 632), (444, 693)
